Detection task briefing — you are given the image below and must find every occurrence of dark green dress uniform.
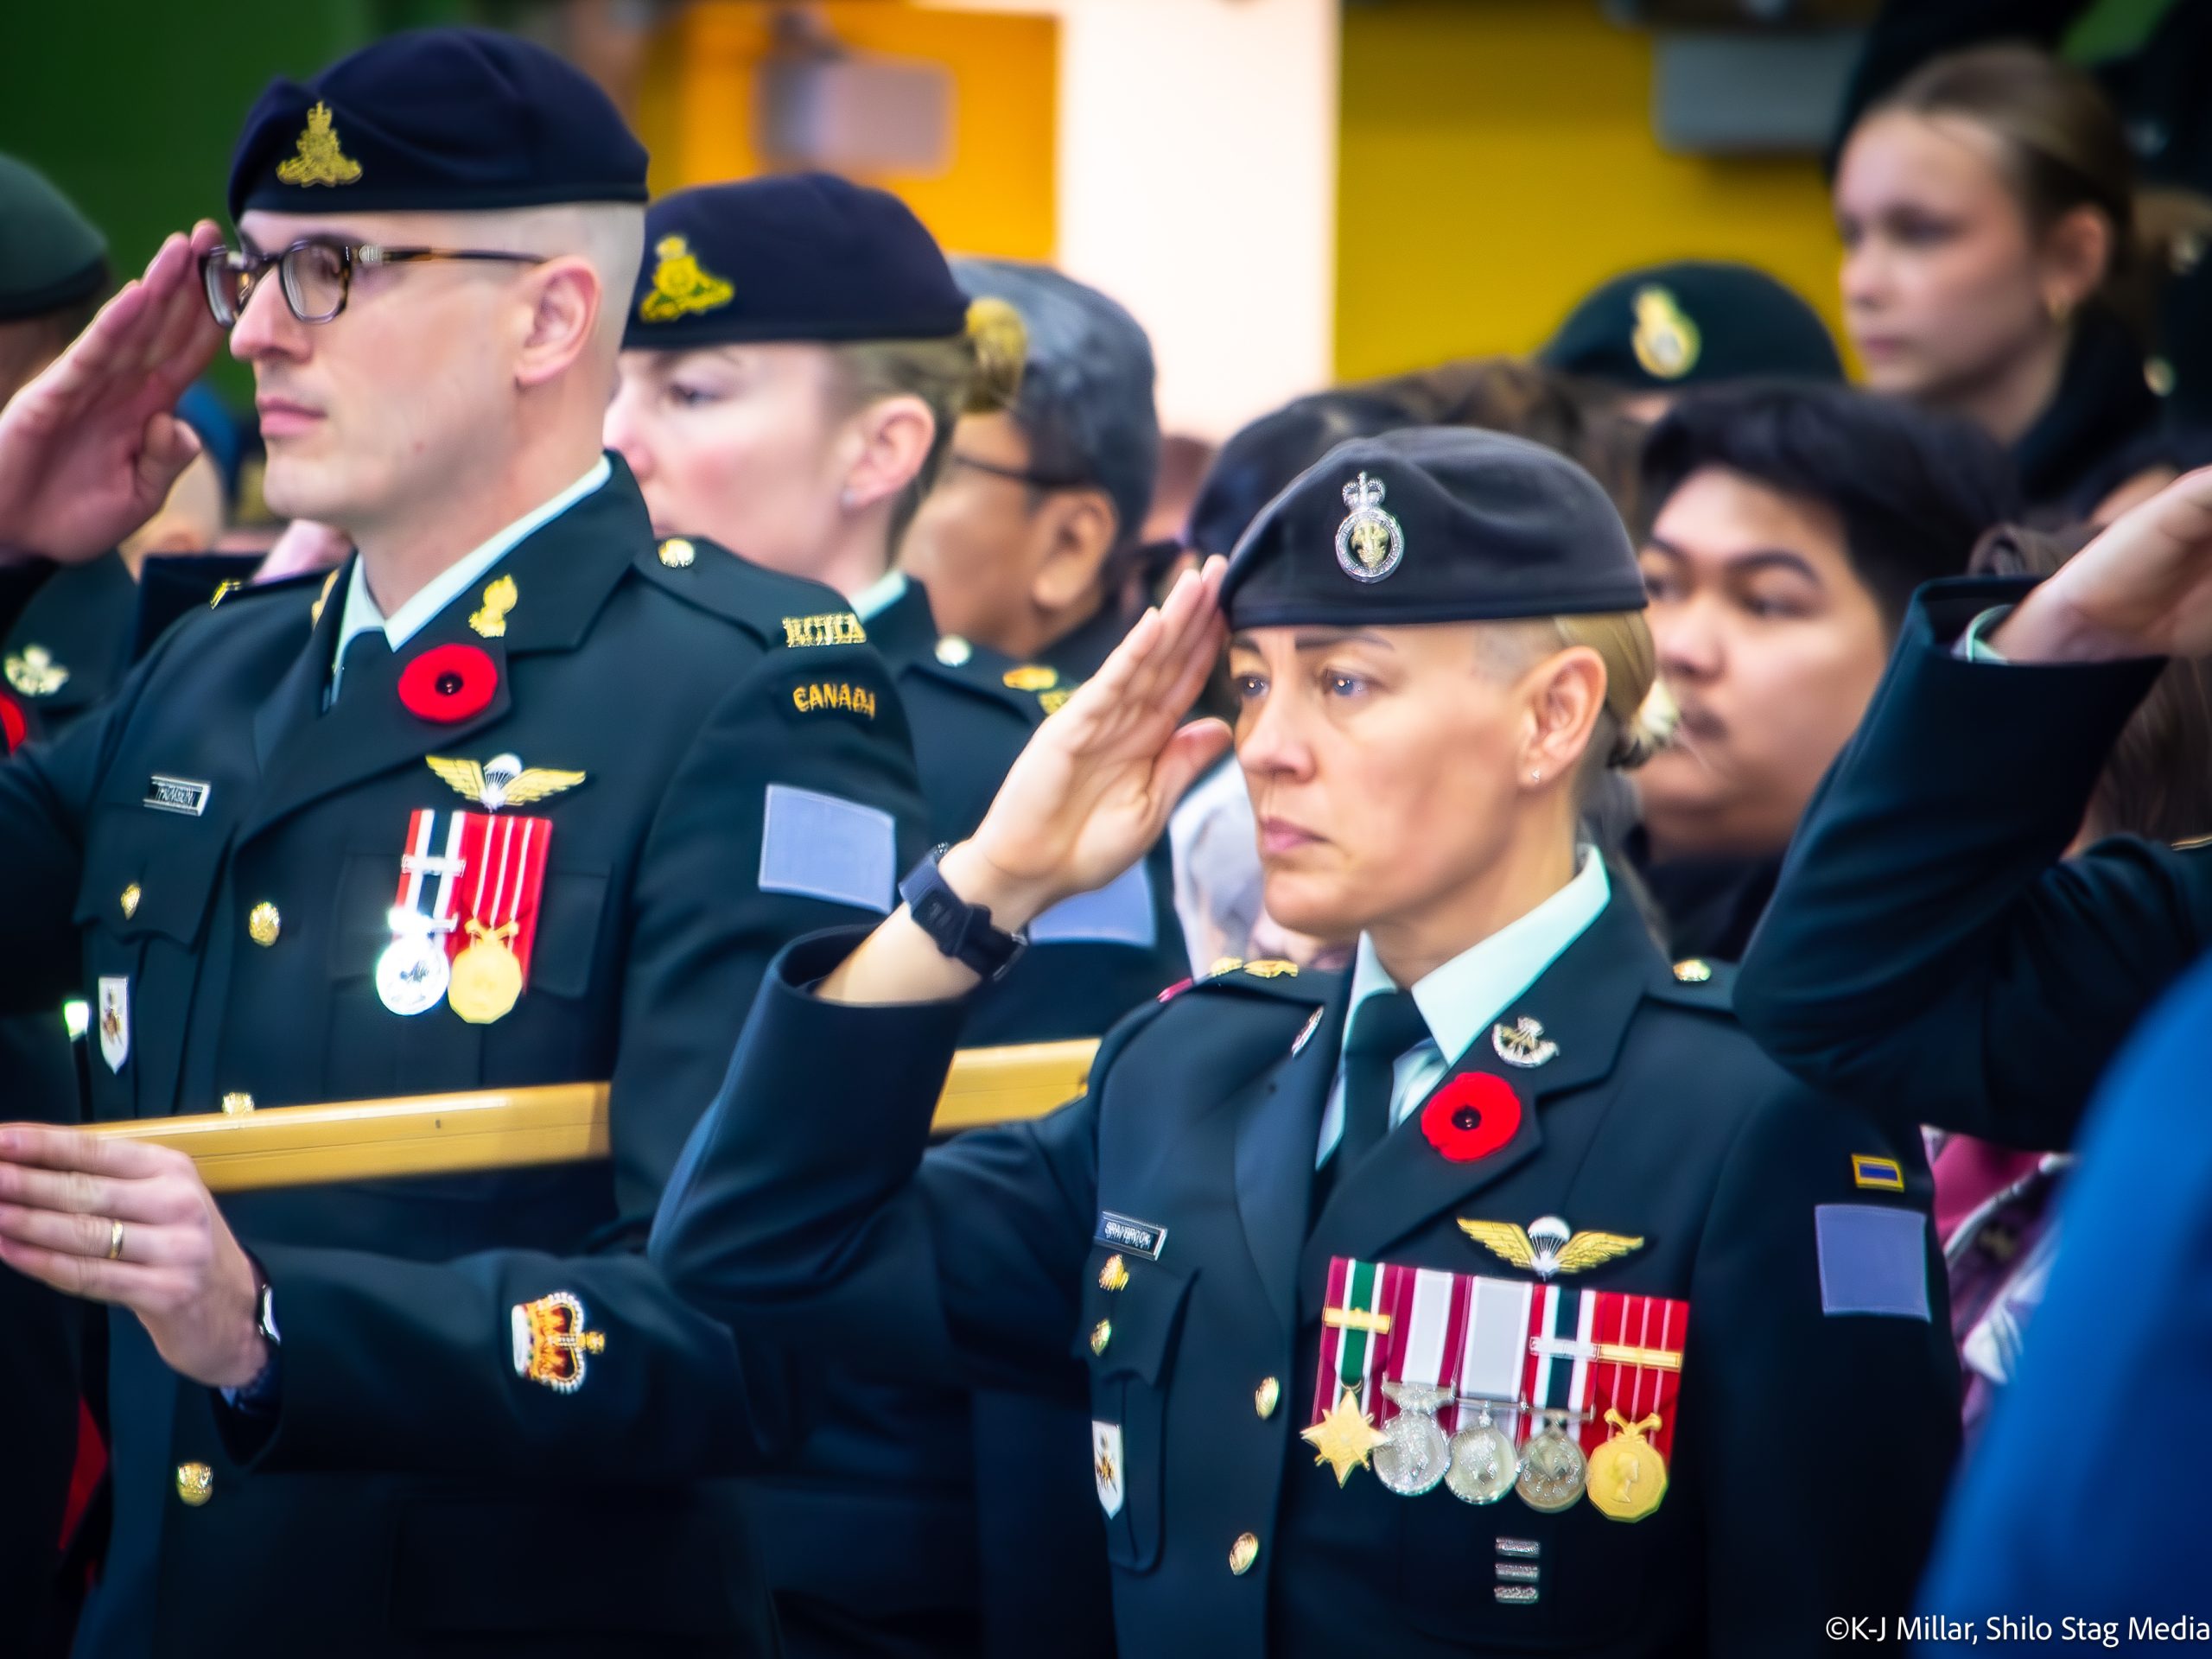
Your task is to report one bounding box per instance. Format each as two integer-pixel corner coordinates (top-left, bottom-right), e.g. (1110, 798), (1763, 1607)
(0, 32), (934, 1659)
(628, 180), (1156, 1659)
(1738, 575), (2212, 1149)
(6, 458), (928, 1659)
(652, 430), (1963, 1659)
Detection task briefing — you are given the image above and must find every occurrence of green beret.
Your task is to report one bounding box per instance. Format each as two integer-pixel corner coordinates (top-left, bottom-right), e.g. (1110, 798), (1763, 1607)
(0, 155), (106, 322)
(1540, 260), (1841, 392)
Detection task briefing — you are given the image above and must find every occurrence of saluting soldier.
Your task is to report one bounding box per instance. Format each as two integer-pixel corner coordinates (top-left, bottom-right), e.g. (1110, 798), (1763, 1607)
(609, 175), (1185, 1045)
(0, 29), (926, 1659)
(653, 429), (1962, 1657)
(610, 174), (1166, 1659)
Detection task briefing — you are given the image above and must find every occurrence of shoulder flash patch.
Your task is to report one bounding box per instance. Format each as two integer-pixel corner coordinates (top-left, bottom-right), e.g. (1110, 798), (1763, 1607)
(783, 612), (868, 649)
(783, 677), (880, 721)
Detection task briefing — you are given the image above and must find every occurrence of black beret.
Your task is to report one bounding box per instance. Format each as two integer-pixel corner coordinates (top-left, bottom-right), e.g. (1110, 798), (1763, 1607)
(1221, 428), (1645, 629)
(228, 29), (647, 223)
(625, 175), (968, 351)
(0, 154), (106, 321)
(1540, 260), (1842, 392)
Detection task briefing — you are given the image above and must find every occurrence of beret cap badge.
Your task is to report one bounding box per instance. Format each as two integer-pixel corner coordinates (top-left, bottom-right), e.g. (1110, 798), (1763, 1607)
(274, 101), (363, 190)
(1334, 471), (1404, 583)
(639, 235), (734, 324)
(1630, 285), (1700, 381)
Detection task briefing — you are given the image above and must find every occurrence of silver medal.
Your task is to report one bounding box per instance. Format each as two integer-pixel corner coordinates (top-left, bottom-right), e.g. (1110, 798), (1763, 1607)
(376, 922), (452, 1017)
(1373, 1379), (1452, 1497)
(1515, 1411), (1588, 1513)
(1445, 1400), (1520, 1505)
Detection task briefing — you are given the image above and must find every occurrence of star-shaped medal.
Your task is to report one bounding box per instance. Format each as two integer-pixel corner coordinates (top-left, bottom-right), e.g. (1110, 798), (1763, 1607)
(1300, 1384), (1387, 1487)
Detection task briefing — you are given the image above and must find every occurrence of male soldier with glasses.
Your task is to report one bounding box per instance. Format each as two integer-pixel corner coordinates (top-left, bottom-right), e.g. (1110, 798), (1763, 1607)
(0, 29), (926, 1657)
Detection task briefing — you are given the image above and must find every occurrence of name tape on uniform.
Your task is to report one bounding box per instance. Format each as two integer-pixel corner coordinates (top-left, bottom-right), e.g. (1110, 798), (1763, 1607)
(144, 775), (213, 816)
(1095, 1211), (1166, 1260)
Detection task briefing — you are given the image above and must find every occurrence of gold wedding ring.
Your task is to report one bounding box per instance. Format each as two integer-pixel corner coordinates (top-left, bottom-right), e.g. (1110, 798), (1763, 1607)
(107, 1217), (124, 1261)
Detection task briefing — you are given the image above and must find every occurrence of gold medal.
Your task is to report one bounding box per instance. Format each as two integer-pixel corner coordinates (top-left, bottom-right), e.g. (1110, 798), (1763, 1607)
(448, 920), (523, 1024)
(1586, 1409), (1668, 1522)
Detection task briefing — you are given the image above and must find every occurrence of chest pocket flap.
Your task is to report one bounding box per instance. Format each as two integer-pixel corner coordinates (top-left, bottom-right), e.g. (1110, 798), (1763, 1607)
(1075, 1244), (1196, 1382)
(1074, 1244), (1195, 1574)
(73, 804), (231, 946)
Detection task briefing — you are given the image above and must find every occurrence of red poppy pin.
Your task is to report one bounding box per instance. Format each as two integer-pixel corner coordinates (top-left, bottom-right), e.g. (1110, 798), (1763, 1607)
(1421, 1072), (1522, 1163)
(397, 643), (498, 723)
(0, 693), (25, 754)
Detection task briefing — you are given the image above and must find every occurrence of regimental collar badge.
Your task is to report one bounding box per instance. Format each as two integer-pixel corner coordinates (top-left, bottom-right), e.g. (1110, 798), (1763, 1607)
(1334, 471), (1404, 583)
(1491, 1015), (1557, 1068)
(1458, 1215), (1645, 1281)
(4, 645), (68, 698)
(275, 101), (364, 190)
(639, 235), (736, 323)
(512, 1291), (605, 1394)
(1630, 285), (1700, 381)
(468, 574), (517, 639)
(426, 753), (585, 813)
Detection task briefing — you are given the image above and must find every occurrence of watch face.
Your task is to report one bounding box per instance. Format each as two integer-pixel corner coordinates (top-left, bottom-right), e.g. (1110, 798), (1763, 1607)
(257, 1282), (281, 1345)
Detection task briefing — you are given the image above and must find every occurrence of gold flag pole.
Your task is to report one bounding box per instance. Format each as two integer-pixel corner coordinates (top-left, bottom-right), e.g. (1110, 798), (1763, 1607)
(86, 1038), (1099, 1194)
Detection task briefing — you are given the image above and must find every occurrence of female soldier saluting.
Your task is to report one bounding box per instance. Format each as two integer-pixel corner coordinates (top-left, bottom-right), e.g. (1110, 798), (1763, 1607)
(652, 429), (1960, 1657)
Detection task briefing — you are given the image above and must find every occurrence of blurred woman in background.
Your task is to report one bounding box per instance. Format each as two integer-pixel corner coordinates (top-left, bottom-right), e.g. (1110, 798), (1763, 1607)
(1834, 43), (2178, 521)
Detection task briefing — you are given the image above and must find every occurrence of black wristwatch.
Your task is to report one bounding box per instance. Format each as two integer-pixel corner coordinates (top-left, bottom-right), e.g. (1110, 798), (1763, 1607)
(898, 846), (1028, 983)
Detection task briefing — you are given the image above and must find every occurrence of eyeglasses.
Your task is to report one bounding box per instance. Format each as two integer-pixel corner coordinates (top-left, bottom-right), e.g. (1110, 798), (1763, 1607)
(200, 238), (545, 327)
(949, 451), (1093, 492)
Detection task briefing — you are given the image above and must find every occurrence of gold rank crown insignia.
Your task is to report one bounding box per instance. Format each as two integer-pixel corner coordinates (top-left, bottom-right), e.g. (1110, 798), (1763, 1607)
(427, 753), (585, 813)
(1630, 285), (1700, 380)
(4, 645), (67, 698)
(1459, 1215), (1644, 1281)
(639, 235), (735, 323)
(468, 574), (518, 639)
(512, 1291), (606, 1394)
(275, 101), (364, 189)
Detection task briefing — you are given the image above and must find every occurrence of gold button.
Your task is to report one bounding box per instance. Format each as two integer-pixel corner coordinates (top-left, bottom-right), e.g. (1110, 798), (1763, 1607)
(1098, 1254), (1128, 1292)
(120, 884), (143, 919)
(1254, 1376), (1280, 1420)
(221, 1093), (255, 1116)
(247, 902), (281, 947)
(1672, 958), (1713, 984)
(1090, 1319), (1112, 1356)
(175, 1462), (213, 1506)
(1229, 1532), (1260, 1575)
(1003, 663), (1058, 692)
(658, 537), (696, 569)
(934, 635), (973, 668)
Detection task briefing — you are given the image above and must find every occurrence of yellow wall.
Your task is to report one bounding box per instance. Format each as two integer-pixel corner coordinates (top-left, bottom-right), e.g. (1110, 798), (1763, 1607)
(640, 2), (1057, 264)
(1335, 1), (1851, 379)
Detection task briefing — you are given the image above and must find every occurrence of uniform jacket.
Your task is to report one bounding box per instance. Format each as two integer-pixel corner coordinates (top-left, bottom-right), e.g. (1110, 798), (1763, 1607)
(653, 882), (1961, 1658)
(1738, 576), (2212, 1150)
(0, 459), (931, 1658)
(736, 575), (1144, 1658)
